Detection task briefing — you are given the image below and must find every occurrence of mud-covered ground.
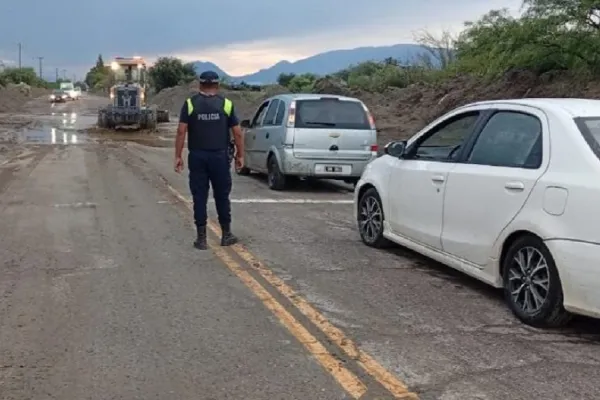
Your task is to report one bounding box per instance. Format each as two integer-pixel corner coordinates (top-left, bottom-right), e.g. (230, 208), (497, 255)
(152, 71), (600, 147)
(1, 94), (599, 400)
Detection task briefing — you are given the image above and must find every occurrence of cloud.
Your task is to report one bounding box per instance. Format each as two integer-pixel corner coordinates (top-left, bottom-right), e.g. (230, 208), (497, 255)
(0, 0), (522, 77)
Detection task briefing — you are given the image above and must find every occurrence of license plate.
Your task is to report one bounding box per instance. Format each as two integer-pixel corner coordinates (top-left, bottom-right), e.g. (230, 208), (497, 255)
(315, 164), (351, 174)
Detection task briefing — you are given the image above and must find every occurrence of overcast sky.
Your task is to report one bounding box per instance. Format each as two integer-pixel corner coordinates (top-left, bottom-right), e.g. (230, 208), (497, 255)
(0, 0), (521, 79)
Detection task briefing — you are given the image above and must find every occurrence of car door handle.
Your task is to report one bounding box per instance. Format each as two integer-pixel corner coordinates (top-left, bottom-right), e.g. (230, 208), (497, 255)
(266, 132), (269, 138)
(252, 134), (256, 139)
(431, 174), (445, 183)
(505, 181), (525, 191)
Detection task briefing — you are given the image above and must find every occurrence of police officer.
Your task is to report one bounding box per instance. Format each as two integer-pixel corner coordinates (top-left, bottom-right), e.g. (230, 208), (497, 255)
(174, 70), (244, 250)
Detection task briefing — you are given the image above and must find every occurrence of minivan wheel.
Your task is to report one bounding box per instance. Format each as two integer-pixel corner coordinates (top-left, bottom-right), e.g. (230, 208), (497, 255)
(502, 235), (572, 328)
(267, 156), (286, 190)
(357, 188), (390, 248)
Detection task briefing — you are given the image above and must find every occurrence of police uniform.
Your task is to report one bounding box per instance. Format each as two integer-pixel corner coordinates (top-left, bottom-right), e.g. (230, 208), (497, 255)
(179, 71), (239, 249)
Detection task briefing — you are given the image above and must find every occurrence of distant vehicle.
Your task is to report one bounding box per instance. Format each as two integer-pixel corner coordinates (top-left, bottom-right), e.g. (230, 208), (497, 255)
(355, 98), (600, 328)
(49, 89), (68, 103)
(58, 82), (79, 100)
(229, 81), (261, 92)
(59, 81), (74, 91)
(237, 94), (378, 190)
(96, 56), (169, 130)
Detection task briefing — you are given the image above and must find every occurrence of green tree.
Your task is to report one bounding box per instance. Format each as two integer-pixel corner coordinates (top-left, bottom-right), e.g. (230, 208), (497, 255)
(277, 73), (296, 87)
(84, 54), (111, 90)
(148, 57), (196, 92)
(287, 73), (317, 92)
(454, 1), (600, 76)
(0, 67), (47, 87)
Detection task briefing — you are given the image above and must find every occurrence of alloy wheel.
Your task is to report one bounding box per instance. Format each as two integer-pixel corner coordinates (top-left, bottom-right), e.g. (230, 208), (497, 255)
(359, 195), (383, 243)
(507, 246), (550, 315)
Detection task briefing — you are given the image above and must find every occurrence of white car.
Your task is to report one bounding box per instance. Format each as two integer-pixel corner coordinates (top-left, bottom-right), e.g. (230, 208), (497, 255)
(68, 87), (81, 100)
(354, 98), (600, 328)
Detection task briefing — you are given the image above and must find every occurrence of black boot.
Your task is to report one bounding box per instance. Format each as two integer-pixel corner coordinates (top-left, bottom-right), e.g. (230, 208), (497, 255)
(220, 224), (238, 246)
(194, 225), (208, 250)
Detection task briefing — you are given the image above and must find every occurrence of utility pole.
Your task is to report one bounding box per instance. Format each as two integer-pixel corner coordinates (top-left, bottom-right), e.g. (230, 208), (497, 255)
(62, 69), (67, 80)
(36, 56), (43, 78)
(17, 43), (22, 69)
(55, 68), (59, 82)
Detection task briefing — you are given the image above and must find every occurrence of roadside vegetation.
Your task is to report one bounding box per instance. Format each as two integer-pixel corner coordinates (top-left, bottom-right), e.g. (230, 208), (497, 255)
(0, 67), (49, 88)
(0, 66), (84, 90)
(275, 0), (600, 93)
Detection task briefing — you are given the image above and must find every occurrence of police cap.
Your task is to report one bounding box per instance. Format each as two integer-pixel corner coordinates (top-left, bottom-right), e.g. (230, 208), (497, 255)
(198, 70), (220, 84)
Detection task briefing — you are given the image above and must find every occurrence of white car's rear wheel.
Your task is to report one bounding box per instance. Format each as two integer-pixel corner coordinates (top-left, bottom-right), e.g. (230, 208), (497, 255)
(357, 188), (390, 248)
(502, 235), (572, 328)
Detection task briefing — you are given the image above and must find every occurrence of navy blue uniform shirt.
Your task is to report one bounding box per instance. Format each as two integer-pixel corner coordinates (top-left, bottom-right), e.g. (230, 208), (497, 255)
(179, 93), (239, 151)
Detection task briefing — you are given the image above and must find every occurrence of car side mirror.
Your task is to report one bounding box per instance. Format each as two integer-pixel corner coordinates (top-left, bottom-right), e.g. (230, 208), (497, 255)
(384, 141), (407, 158)
(240, 119), (250, 128)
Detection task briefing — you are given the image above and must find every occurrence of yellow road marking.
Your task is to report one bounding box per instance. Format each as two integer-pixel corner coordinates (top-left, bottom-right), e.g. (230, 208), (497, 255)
(166, 183), (418, 399)
(166, 185), (366, 398)
(207, 240), (367, 398)
(207, 221), (419, 400)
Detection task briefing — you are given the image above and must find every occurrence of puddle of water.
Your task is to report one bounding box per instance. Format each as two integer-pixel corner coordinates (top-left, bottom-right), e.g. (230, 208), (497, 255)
(17, 112), (96, 145)
(20, 127), (85, 144)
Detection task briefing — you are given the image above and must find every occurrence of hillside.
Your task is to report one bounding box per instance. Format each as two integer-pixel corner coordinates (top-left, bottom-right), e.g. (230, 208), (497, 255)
(152, 70), (600, 147)
(190, 44), (432, 84)
(189, 61), (229, 79)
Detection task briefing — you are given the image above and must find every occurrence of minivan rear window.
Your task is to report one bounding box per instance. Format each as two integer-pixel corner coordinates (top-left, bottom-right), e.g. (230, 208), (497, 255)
(575, 117), (600, 159)
(295, 99), (371, 130)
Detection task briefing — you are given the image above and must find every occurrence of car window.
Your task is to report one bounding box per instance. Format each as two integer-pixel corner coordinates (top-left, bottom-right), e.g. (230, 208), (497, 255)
(274, 101), (286, 125)
(468, 111), (542, 168)
(575, 117), (600, 159)
(263, 99), (280, 126)
(294, 99), (370, 130)
(251, 101), (269, 127)
(414, 112), (480, 161)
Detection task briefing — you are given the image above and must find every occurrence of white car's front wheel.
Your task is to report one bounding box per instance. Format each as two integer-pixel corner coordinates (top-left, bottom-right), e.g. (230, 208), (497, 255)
(357, 188), (390, 248)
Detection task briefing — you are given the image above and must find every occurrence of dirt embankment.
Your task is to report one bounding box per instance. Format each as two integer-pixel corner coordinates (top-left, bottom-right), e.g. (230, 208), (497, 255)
(151, 82), (289, 122)
(151, 71), (600, 145)
(0, 83), (49, 113)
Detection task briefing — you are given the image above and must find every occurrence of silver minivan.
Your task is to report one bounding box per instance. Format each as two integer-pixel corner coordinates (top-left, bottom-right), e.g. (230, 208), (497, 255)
(237, 94), (378, 190)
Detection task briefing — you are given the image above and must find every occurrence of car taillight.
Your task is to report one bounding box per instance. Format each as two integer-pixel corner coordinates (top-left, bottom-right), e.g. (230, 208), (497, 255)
(361, 103), (376, 129)
(370, 145), (378, 152)
(286, 100), (296, 127)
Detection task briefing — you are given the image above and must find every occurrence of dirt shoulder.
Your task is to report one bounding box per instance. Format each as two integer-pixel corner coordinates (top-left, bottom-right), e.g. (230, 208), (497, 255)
(150, 83), (289, 121)
(0, 83), (49, 114)
(151, 71), (600, 146)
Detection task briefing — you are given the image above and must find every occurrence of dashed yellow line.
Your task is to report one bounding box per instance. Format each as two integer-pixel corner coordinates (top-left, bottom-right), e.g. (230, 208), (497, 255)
(166, 183), (418, 399)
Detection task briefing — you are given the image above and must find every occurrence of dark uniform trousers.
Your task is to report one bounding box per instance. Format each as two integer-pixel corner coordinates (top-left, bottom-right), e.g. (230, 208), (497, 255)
(188, 149), (232, 228)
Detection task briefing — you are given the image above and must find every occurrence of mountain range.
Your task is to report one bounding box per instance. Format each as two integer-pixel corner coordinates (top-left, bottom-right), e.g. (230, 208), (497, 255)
(191, 43), (433, 84)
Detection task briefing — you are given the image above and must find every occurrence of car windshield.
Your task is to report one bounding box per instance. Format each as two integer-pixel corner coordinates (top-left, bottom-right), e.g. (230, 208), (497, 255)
(53, 90), (63, 94)
(575, 117), (600, 158)
(294, 99), (371, 130)
(114, 66), (141, 82)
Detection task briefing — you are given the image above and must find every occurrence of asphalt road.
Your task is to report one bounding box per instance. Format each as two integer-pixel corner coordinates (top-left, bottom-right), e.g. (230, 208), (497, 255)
(1, 94), (599, 400)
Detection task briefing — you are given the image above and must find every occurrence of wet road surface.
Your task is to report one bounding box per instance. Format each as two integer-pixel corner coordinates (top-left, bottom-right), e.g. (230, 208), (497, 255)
(1, 95), (599, 400)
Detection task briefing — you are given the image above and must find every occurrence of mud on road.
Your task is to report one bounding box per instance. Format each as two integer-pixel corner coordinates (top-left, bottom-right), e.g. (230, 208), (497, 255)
(1, 94), (600, 400)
